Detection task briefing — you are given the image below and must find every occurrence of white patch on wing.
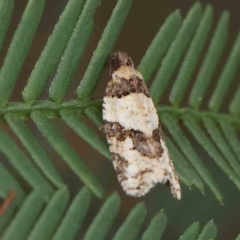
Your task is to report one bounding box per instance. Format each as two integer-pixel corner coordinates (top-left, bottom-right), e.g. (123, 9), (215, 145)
(112, 65), (143, 80)
(103, 93), (159, 137)
(160, 139), (181, 200)
(109, 136), (172, 197)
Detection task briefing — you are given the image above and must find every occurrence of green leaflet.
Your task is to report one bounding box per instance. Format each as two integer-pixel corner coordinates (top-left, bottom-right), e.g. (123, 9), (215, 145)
(197, 221), (217, 240)
(161, 113), (223, 203)
(3, 191), (44, 240)
(170, 5), (213, 107)
(183, 114), (240, 195)
(0, 0), (45, 107)
(5, 112), (64, 188)
(141, 210), (167, 240)
(180, 222), (201, 240)
(164, 134), (204, 192)
(60, 109), (111, 160)
(23, 0), (85, 105)
(52, 187), (91, 240)
(31, 110), (106, 199)
(138, 10), (182, 83)
(49, 0), (101, 103)
(113, 202), (147, 240)
(0, 0), (14, 50)
(0, 164), (25, 235)
(150, 2), (203, 104)
(209, 32), (240, 112)
(28, 187), (69, 240)
(0, 129), (53, 200)
(77, 0), (132, 100)
(189, 11), (230, 109)
(84, 192), (120, 240)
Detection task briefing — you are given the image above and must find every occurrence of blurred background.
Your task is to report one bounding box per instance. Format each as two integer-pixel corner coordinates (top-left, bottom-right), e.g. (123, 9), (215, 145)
(1, 0), (240, 239)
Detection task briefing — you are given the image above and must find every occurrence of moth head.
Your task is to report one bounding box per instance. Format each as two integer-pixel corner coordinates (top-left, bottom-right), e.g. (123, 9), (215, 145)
(109, 52), (134, 75)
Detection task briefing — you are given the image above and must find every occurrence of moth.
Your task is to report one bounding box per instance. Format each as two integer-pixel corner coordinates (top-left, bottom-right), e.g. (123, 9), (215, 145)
(102, 52), (181, 199)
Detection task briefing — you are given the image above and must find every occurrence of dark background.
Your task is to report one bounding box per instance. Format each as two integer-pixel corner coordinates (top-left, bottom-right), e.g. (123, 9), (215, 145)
(1, 0), (240, 239)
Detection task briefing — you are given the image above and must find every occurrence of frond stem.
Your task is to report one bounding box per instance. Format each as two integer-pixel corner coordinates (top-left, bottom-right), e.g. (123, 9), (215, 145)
(0, 99), (102, 121)
(1, 101), (239, 126)
(158, 106), (240, 125)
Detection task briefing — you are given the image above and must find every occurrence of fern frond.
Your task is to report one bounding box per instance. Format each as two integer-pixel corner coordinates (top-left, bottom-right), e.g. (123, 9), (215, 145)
(49, 0), (100, 103)
(77, 0), (132, 100)
(196, 220), (217, 240)
(0, 0), (46, 107)
(2, 191), (44, 240)
(0, 190), (223, 239)
(150, 2), (203, 104)
(169, 5), (213, 106)
(219, 119), (240, 158)
(137, 10), (182, 83)
(164, 134), (204, 191)
(22, 0), (85, 105)
(31, 110), (105, 199)
(0, 164), (24, 234)
(0, 0), (14, 51)
(180, 222), (201, 240)
(75, 1), (240, 204)
(0, 0), (240, 238)
(139, 2), (240, 204)
(182, 114), (240, 195)
(0, 129), (53, 199)
(230, 83), (240, 115)
(60, 109), (111, 160)
(5, 112), (63, 188)
(52, 187), (91, 240)
(84, 192), (120, 240)
(162, 112), (223, 202)
(28, 187), (69, 240)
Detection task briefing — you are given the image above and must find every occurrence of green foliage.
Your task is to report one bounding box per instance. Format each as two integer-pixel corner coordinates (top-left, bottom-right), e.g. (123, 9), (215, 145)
(150, 3), (203, 104)
(23, 0), (86, 105)
(76, 0), (132, 100)
(0, 0), (240, 239)
(0, 0), (14, 50)
(196, 220), (217, 240)
(84, 192), (120, 240)
(0, 0), (46, 107)
(180, 222), (201, 240)
(3, 191), (44, 240)
(141, 211), (167, 240)
(28, 187), (69, 240)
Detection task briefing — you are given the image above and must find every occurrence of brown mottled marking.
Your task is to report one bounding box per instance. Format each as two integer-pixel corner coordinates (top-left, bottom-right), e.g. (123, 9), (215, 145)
(113, 153), (134, 183)
(109, 52), (134, 75)
(104, 122), (163, 158)
(105, 76), (149, 98)
(152, 127), (162, 142)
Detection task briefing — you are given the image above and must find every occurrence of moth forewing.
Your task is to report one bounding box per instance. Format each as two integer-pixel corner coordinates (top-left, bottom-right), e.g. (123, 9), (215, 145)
(103, 52), (181, 199)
